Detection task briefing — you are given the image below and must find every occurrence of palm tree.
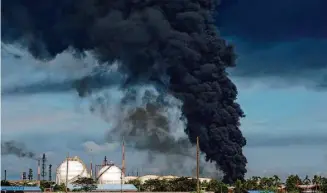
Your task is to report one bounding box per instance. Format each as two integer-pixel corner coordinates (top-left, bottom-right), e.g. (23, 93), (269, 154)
(303, 175), (311, 185)
(260, 177), (273, 190)
(286, 174), (301, 192)
(272, 175), (281, 187)
(234, 179), (243, 193)
(312, 175), (321, 185)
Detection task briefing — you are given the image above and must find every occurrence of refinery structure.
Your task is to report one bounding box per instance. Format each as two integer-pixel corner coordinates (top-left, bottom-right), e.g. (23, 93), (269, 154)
(3, 137), (212, 191)
(53, 138), (212, 187)
(55, 156), (90, 185)
(55, 155), (128, 185)
(54, 155), (212, 186)
(55, 141), (128, 186)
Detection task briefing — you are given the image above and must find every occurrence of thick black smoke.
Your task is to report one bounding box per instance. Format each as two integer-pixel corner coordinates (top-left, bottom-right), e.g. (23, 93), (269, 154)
(2, 0), (247, 183)
(1, 140), (36, 159)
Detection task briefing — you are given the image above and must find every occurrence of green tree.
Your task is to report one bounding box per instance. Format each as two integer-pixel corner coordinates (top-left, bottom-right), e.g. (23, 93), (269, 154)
(53, 183), (67, 192)
(286, 175), (301, 192)
(302, 175), (311, 185)
(206, 179), (228, 193)
(260, 177), (275, 190)
(126, 179), (142, 191)
(1, 180), (11, 186)
(320, 177), (327, 193)
(272, 175), (281, 187)
(40, 180), (55, 191)
(312, 175), (322, 185)
(72, 177), (97, 192)
(234, 179), (243, 193)
(169, 177), (197, 191)
(142, 179), (169, 191)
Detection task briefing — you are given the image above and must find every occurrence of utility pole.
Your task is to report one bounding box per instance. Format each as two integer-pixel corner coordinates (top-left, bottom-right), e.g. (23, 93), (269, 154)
(196, 136), (200, 193)
(37, 159), (41, 182)
(121, 138), (124, 193)
(120, 170), (123, 193)
(89, 149), (93, 180)
(65, 153), (69, 193)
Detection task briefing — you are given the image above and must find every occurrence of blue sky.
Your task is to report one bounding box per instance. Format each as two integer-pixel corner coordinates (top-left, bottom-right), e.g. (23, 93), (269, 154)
(1, 41), (327, 180)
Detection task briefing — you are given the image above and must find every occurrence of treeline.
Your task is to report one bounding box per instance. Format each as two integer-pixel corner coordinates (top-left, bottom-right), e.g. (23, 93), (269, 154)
(1, 175), (327, 193)
(128, 177), (228, 192)
(127, 175), (327, 193)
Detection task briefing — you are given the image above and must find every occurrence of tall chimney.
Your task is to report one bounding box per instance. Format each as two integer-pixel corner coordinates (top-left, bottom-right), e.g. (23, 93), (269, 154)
(90, 161), (93, 179)
(37, 159), (41, 181)
(4, 170), (7, 181)
(65, 153), (69, 193)
(122, 139), (125, 176)
(196, 136), (200, 193)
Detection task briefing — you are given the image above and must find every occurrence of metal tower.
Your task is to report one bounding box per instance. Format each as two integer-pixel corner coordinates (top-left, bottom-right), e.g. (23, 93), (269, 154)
(41, 153), (47, 180)
(48, 164), (52, 181)
(22, 172), (26, 180)
(28, 168), (33, 180)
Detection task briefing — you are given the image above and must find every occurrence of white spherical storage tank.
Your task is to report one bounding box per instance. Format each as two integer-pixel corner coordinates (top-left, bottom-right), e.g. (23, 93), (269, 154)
(97, 165), (124, 184)
(56, 156), (90, 185)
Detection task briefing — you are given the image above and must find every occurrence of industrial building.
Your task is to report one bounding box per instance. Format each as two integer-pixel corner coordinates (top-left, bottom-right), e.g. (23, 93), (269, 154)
(54, 155), (213, 185)
(2, 138), (210, 192)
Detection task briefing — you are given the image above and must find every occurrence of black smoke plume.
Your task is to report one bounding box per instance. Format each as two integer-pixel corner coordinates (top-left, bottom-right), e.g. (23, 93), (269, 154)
(2, 0), (247, 183)
(1, 140), (36, 159)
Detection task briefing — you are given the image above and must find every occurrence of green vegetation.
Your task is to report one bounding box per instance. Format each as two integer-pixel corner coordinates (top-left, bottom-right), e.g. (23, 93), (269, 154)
(1, 180), (11, 186)
(71, 177), (97, 192)
(126, 175), (327, 193)
(1, 175), (327, 192)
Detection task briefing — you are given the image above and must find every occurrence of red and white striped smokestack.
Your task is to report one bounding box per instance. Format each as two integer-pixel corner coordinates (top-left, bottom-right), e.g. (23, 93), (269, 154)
(37, 159), (41, 181)
(122, 139), (125, 176)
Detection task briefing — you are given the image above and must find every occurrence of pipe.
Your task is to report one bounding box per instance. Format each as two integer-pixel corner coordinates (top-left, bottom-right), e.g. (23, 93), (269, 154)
(37, 159), (41, 181)
(90, 161), (93, 179)
(196, 136), (200, 193)
(122, 138), (125, 176)
(65, 153), (69, 193)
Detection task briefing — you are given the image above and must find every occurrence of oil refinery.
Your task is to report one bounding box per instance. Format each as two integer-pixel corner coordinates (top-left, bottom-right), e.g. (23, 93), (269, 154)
(2, 138), (212, 187)
(53, 155), (212, 185)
